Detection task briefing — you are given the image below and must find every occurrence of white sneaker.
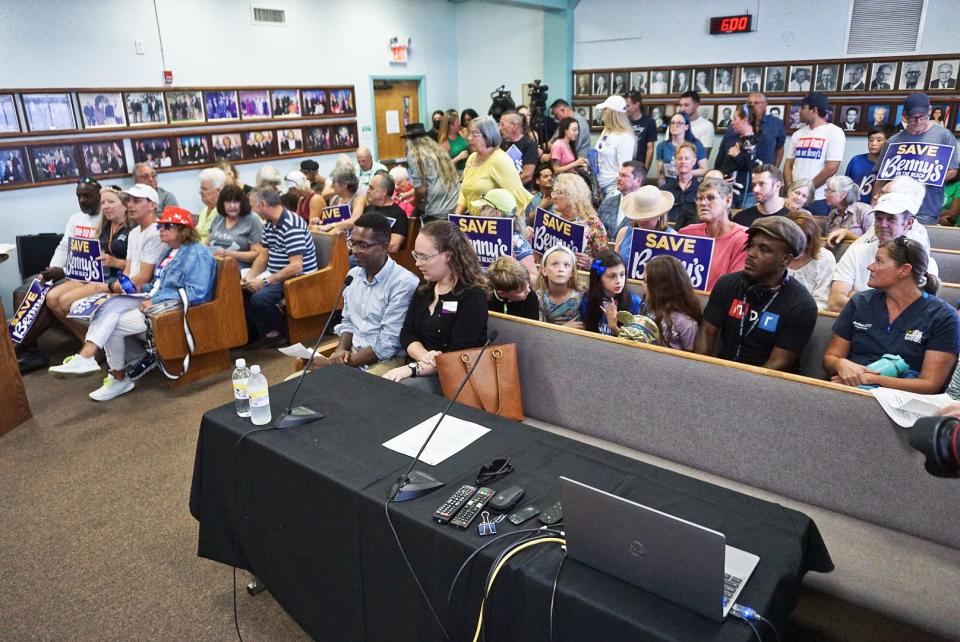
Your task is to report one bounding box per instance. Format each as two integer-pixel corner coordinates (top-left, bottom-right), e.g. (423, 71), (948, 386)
(89, 374), (135, 401)
(48, 354), (101, 378)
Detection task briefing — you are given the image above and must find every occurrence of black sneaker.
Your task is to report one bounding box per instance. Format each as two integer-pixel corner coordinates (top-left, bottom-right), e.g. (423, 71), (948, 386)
(126, 353), (157, 381)
(17, 349), (48, 374)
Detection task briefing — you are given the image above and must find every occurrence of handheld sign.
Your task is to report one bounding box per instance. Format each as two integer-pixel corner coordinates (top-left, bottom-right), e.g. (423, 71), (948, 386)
(319, 204), (351, 225)
(877, 142), (956, 187)
(627, 229), (714, 290)
(449, 214), (513, 267)
(532, 208), (586, 254)
(505, 144), (523, 174)
(66, 293), (116, 321)
(8, 277), (50, 343)
(586, 149), (600, 176)
(64, 236), (104, 283)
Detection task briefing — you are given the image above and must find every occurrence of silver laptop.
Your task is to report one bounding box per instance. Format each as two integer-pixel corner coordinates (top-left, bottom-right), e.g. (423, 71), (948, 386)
(559, 476), (759, 622)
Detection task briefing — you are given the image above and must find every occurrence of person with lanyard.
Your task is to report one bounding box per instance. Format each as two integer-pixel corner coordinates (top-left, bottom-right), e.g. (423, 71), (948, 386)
(694, 217), (818, 372)
(824, 236), (958, 393)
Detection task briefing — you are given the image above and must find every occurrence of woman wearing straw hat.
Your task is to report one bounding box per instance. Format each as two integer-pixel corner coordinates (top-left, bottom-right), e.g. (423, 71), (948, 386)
(613, 185), (675, 267)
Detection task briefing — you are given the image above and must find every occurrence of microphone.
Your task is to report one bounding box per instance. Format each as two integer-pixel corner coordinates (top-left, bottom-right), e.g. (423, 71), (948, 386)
(275, 274), (354, 429)
(388, 330), (500, 502)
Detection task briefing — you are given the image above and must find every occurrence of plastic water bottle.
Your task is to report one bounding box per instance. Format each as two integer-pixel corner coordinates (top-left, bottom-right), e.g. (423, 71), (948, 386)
(247, 365), (272, 426)
(232, 358), (251, 417)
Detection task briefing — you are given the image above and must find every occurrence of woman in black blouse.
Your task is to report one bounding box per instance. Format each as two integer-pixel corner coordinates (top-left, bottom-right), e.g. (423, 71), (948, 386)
(383, 220), (489, 392)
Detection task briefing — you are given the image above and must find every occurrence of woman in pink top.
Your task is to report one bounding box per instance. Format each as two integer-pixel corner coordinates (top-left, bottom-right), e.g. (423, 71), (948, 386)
(549, 117), (588, 174)
(677, 178), (748, 290)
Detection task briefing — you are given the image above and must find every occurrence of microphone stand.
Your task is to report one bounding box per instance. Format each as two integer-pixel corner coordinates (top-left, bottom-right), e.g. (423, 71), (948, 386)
(275, 275), (354, 428)
(388, 333), (498, 502)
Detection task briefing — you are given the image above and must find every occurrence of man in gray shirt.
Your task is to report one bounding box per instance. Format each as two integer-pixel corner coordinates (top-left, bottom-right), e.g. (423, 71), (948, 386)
(133, 163), (178, 214)
(550, 99), (591, 157)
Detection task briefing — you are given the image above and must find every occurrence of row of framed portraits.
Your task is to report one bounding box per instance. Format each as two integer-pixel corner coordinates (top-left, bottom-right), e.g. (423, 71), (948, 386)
(0, 121), (359, 191)
(574, 100), (960, 135)
(573, 55), (960, 98)
(0, 85), (357, 137)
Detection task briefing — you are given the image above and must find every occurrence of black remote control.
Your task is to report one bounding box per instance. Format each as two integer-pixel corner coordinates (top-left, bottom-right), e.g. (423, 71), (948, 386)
(538, 501), (563, 525)
(433, 484), (478, 524)
(449, 487), (495, 529)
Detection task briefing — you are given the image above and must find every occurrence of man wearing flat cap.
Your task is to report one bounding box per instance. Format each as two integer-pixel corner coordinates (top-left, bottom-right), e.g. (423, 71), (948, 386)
(695, 217), (818, 372)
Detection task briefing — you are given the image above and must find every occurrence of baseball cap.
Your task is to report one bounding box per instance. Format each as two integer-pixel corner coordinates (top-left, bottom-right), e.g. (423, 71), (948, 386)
(800, 92), (829, 114)
(299, 159), (319, 171)
(120, 183), (159, 203)
(748, 216), (807, 257)
(471, 188), (517, 214)
(595, 95), (627, 113)
(904, 92), (931, 116)
(285, 170), (307, 187)
(872, 192), (917, 217)
(158, 206), (195, 228)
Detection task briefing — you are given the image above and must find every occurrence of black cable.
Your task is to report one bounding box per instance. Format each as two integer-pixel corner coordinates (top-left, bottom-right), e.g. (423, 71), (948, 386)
(384, 498), (451, 640)
(754, 613), (781, 642)
(743, 618), (762, 642)
(548, 550), (567, 642)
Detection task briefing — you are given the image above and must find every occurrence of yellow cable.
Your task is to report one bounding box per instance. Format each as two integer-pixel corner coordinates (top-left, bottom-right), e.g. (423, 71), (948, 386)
(471, 537), (566, 642)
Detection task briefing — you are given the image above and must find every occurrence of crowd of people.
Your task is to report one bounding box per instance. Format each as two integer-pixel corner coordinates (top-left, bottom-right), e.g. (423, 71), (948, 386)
(11, 87), (960, 403)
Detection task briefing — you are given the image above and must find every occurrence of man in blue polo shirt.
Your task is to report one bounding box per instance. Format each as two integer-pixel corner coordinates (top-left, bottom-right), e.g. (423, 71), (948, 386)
(243, 188), (318, 347)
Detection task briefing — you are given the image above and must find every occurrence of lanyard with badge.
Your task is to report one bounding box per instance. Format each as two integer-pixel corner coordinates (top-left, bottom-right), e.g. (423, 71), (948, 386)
(735, 284), (781, 361)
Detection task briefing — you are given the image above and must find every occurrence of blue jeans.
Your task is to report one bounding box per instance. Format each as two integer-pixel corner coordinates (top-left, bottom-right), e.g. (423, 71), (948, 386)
(245, 281), (287, 337)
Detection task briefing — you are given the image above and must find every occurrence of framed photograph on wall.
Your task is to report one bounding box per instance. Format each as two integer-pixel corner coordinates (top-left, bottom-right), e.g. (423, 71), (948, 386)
(22, 93), (76, 132)
(574, 73), (591, 96)
(333, 123), (358, 149)
(788, 104), (802, 130)
(611, 72), (628, 95)
(739, 66), (762, 92)
(166, 90), (205, 124)
(764, 66), (786, 92)
(696, 104), (715, 122)
(788, 65), (813, 92)
(928, 60), (958, 90)
(277, 128), (304, 154)
(868, 62), (897, 90)
(591, 105), (604, 128)
(629, 71), (648, 94)
(692, 69), (712, 94)
(306, 126), (333, 152)
(28, 143), (80, 180)
(649, 71), (669, 95)
(814, 64), (839, 91)
(894, 104), (907, 128)
(0, 147), (30, 186)
(79, 140), (127, 177)
(124, 91), (167, 126)
(243, 130), (277, 158)
(211, 132), (243, 161)
(328, 88), (355, 115)
(0, 94), (20, 133)
(866, 103), (892, 127)
(671, 70), (691, 94)
(840, 63), (867, 91)
(271, 89), (301, 117)
(766, 105), (785, 122)
(714, 105), (735, 129)
(239, 90), (271, 120)
(649, 104), (668, 132)
(898, 60), (928, 91)
(302, 89), (328, 116)
(573, 104), (590, 122)
(175, 134), (211, 165)
(930, 103), (951, 127)
(132, 136), (175, 169)
(591, 73), (610, 96)
(77, 92), (126, 128)
(838, 105), (862, 132)
(203, 90), (239, 121)
(713, 68), (734, 94)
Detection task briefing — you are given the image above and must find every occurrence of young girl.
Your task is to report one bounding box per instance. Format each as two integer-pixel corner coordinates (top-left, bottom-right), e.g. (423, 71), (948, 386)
(641, 255), (702, 351)
(537, 245), (583, 326)
(580, 250), (642, 336)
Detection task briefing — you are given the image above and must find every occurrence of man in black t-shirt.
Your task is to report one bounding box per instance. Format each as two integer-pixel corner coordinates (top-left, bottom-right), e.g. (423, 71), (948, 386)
(499, 109), (539, 188)
(732, 164), (790, 227)
(362, 172), (409, 253)
(624, 91), (657, 169)
(695, 217), (817, 371)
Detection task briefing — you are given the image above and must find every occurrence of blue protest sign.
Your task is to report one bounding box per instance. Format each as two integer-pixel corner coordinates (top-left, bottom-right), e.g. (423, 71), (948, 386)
(532, 208), (586, 254)
(8, 277), (50, 343)
(449, 214), (513, 267)
(877, 142), (957, 187)
(586, 149), (600, 176)
(319, 204), (351, 224)
(64, 236), (104, 282)
(505, 144), (523, 174)
(627, 229), (714, 290)
(66, 293), (115, 321)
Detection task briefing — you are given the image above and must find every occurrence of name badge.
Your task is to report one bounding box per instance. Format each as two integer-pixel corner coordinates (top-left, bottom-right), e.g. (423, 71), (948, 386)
(441, 301), (458, 315)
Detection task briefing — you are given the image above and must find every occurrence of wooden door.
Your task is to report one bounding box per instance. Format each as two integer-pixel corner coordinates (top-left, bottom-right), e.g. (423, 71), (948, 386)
(372, 79), (420, 162)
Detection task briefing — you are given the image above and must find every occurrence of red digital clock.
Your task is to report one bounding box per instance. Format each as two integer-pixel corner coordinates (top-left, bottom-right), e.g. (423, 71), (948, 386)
(709, 14), (752, 35)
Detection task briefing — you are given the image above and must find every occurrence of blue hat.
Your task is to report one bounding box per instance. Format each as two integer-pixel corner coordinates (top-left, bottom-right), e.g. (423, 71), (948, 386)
(904, 92), (931, 116)
(801, 92), (829, 114)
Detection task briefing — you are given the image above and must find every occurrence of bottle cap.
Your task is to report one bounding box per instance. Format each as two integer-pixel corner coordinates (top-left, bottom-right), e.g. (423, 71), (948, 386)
(235, 358), (246, 368)
(250, 365), (261, 374)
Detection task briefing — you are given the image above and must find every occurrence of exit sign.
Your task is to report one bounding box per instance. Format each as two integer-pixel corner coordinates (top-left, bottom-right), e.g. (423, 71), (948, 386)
(709, 14), (752, 35)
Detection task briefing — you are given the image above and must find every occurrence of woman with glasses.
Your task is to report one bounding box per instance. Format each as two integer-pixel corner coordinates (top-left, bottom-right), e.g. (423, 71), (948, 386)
(315, 166), (366, 233)
(456, 116), (532, 216)
(823, 175), (873, 247)
(824, 236), (958, 393)
(50, 207), (217, 400)
(677, 178), (749, 291)
(539, 173), (608, 270)
(656, 112), (707, 186)
(206, 184), (263, 270)
(383, 221), (489, 393)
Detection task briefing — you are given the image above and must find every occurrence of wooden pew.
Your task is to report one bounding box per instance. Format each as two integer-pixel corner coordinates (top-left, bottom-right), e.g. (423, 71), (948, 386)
(391, 217), (421, 278)
(0, 299), (32, 436)
(152, 256), (249, 387)
(930, 247), (960, 284)
(924, 223), (960, 250)
(284, 232), (349, 346)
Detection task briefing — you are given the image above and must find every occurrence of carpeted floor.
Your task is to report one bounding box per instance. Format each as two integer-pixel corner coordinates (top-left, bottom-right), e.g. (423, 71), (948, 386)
(0, 332), (952, 641)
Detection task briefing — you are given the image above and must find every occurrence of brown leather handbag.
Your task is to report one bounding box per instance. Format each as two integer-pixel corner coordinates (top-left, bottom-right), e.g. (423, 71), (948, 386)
(435, 344), (524, 421)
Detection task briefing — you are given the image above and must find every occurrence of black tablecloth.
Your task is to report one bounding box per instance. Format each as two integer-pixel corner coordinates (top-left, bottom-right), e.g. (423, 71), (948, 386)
(190, 365), (833, 641)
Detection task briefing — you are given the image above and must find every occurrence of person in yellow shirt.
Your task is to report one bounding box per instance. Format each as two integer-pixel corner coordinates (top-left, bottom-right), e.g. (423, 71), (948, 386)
(456, 115), (532, 216)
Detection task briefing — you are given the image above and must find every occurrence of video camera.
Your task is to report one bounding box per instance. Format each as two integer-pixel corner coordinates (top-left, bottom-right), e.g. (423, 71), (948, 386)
(488, 85), (516, 122)
(909, 415), (960, 478)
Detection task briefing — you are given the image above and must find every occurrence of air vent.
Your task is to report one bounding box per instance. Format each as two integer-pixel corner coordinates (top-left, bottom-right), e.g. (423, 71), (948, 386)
(846, 0), (925, 54)
(251, 6), (286, 26)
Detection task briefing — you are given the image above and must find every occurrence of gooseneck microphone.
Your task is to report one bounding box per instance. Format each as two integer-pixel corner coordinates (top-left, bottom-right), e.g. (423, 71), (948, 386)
(388, 330), (499, 502)
(276, 274), (354, 429)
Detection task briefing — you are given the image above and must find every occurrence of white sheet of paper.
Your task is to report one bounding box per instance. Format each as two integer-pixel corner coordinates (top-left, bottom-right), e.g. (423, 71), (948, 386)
(871, 388), (955, 427)
(385, 110), (400, 134)
(278, 342), (316, 360)
(383, 413), (490, 466)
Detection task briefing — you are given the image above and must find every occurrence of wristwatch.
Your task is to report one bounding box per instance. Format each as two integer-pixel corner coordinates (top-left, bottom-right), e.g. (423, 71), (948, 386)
(408, 363), (418, 378)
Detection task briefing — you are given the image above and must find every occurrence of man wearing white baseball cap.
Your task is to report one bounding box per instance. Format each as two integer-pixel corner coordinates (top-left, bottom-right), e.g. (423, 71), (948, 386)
(116, 183), (167, 294)
(594, 94), (637, 197)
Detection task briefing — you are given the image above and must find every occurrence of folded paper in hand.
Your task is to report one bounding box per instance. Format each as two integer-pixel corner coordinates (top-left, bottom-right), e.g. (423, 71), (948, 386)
(872, 388), (955, 427)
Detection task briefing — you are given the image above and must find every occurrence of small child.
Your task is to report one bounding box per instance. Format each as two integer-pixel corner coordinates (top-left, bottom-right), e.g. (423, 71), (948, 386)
(536, 245), (583, 326)
(641, 255), (702, 351)
(487, 256), (539, 320)
(580, 250), (642, 336)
